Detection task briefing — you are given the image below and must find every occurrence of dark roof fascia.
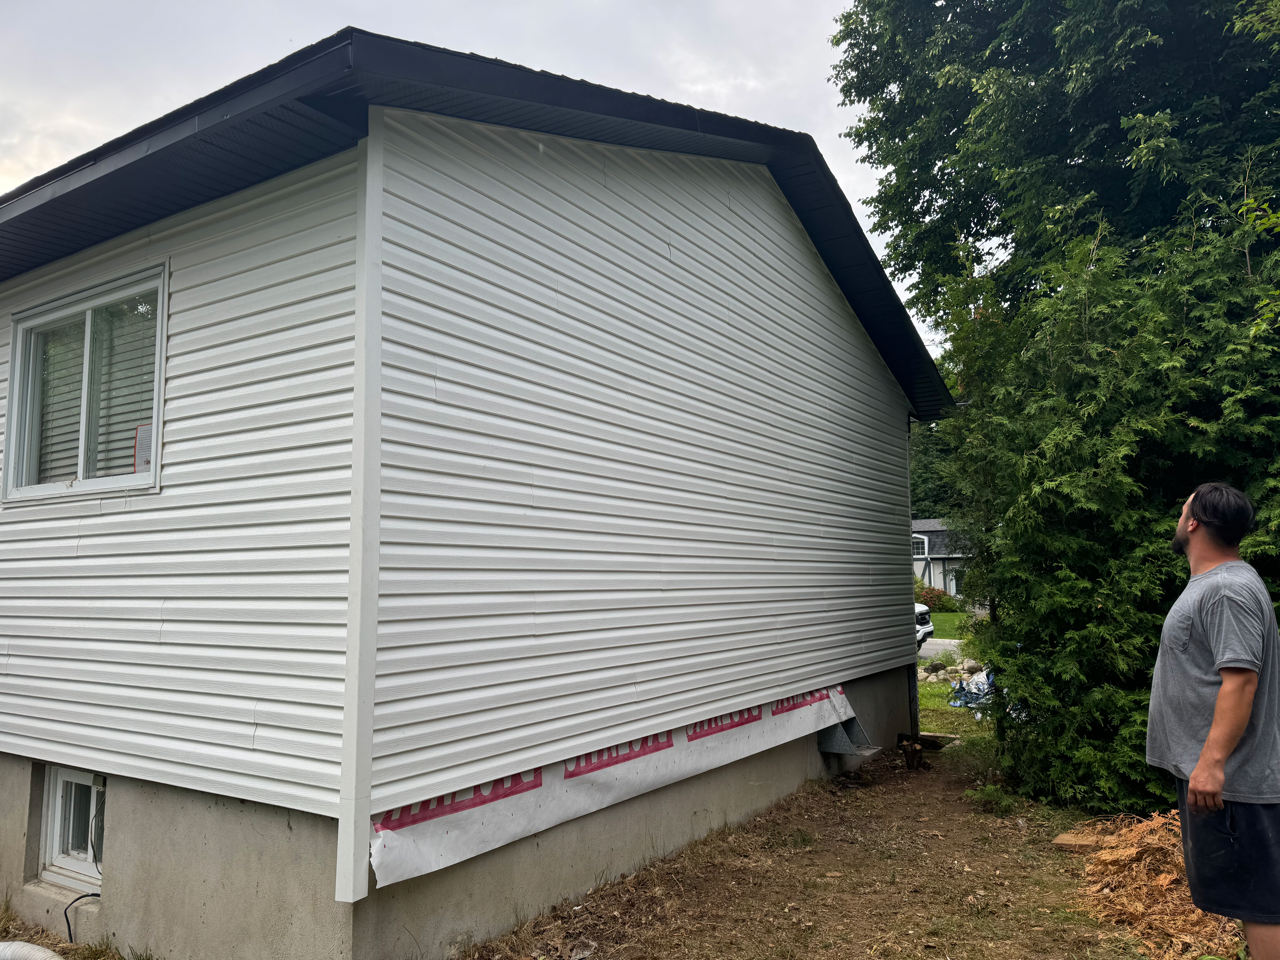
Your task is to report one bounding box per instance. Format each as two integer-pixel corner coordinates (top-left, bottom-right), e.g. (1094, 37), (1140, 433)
(0, 27), (952, 418)
(348, 31), (802, 149)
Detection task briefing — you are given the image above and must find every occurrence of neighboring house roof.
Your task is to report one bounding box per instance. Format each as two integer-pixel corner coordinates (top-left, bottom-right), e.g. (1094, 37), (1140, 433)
(911, 519), (964, 558)
(0, 27), (952, 419)
(911, 519), (948, 533)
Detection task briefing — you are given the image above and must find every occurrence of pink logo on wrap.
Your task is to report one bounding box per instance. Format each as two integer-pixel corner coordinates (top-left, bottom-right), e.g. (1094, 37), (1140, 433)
(564, 732), (673, 779)
(373, 769), (543, 833)
(771, 688), (831, 716)
(686, 706), (763, 741)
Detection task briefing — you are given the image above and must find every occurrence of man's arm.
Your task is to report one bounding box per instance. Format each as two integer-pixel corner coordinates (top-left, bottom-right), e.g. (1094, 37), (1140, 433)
(1188, 667), (1259, 811)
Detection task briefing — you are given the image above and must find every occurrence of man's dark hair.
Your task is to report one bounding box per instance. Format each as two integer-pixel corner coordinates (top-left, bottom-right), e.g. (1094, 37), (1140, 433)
(1189, 482), (1255, 547)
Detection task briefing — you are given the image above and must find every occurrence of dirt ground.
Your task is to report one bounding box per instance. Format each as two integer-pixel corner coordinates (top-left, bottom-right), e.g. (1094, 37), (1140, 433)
(459, 738), (1149, 960)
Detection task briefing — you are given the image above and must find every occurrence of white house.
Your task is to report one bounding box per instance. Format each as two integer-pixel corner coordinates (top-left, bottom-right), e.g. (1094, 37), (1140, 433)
(0, 28), (951, 960)
(912, 519), (967, 596)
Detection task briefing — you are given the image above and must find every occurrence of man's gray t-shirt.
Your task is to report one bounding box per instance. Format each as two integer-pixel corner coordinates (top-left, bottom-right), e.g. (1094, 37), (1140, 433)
(1147, 561), (1280, 802)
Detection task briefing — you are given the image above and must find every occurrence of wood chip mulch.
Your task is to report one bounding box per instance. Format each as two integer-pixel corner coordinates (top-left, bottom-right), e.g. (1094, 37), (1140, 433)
(1076, 812), (1245, 960)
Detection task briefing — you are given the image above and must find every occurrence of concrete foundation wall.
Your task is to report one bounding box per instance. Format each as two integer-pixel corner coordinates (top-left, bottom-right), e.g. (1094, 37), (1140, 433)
(0, 751), (352, 958)
(0, 664), (907, 960)
(354, 735), (826, 959)
(843, 665), (914, 752)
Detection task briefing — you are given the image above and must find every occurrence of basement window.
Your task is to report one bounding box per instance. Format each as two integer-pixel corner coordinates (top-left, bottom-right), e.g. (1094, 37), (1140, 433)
(5, 268), (164, 501)
(42, 766), (106, 892)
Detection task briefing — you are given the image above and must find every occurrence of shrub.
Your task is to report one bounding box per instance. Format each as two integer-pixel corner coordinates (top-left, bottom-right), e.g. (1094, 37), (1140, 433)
(839, 0), (1280, 815)
(915, 578), (961, 613)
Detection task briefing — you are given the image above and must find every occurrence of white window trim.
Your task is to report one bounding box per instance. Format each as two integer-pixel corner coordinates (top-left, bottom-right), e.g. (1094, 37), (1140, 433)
(3, 265), (167, 504)
(911, 534), (928, 557)
(41, 765), (106, 894)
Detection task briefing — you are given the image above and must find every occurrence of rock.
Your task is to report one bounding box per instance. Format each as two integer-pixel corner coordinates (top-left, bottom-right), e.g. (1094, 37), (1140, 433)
(926, 674), (940, 683)
(963, 659), (982, 673)
(961, 673), (972, 681)
(928, 661), (947, 673)
(917, 670), (929, 682)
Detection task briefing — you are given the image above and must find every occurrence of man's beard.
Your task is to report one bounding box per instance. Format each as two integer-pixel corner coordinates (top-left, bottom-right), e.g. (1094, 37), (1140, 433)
(1171, 530), (1189, 555)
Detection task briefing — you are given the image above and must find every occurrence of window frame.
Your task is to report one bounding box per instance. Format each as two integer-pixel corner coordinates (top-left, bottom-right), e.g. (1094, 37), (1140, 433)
(3, 266), (166, 503)
(40, 764), (107, 894)
(911, 534), (928, 557)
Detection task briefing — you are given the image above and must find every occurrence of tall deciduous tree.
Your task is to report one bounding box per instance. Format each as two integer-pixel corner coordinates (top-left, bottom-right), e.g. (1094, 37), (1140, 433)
(834, 1), (1280, 810)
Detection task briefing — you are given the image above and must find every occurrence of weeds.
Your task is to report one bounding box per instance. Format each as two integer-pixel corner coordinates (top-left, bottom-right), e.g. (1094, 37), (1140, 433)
(965, 783), (1018, 817)
(75, 939), (122, 960)
(920, 649), (959, 668)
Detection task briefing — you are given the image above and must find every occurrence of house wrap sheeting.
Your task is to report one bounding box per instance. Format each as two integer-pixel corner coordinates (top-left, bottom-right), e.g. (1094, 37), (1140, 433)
(369, 111), (916, 813)
(0, 155), (359, 814)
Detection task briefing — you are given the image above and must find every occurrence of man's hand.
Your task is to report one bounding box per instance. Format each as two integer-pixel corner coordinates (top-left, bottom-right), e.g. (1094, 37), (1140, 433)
(1188, 667), (1258, 813)
(1188, 759), (1227, 811)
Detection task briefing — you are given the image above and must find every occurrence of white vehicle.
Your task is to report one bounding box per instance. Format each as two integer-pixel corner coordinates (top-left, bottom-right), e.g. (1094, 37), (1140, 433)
(915, 603), (934, 649)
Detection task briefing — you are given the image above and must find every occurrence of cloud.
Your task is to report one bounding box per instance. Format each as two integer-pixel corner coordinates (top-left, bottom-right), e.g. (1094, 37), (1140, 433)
(0, 100), (111, 195)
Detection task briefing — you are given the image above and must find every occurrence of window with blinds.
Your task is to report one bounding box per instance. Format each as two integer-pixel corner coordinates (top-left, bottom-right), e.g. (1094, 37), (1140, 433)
(35, 319), (86, 484)
(85, 293), (158, 479)
(9, 274), (161, 497)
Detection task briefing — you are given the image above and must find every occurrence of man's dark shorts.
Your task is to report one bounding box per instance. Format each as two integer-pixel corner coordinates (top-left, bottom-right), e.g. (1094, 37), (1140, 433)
(1177, 779), (1280, 923)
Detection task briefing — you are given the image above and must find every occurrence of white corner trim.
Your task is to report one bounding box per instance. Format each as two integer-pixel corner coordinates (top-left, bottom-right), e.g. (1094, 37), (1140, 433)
(336, 107), (385, 903)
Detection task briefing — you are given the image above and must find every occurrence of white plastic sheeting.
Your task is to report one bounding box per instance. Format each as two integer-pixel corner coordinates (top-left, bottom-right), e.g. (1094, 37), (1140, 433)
(369, 685), (853, 887)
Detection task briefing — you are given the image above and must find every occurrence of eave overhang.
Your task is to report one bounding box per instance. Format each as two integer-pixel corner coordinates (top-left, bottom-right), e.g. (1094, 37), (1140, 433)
(0, 27), (952, 418)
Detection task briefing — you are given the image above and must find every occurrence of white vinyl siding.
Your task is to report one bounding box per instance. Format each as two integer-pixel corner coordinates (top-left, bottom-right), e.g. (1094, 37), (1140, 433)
(370, 111), (914, 812)
(0, 109), (917, 833)
(0, 153), (358, 815)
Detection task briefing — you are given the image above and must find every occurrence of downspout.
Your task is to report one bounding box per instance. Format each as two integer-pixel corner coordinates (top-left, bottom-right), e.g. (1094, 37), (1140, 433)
(336, 106), (386, 903)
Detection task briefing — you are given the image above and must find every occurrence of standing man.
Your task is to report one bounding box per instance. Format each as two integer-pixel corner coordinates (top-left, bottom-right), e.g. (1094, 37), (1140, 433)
(1148, 482), (1280, 957)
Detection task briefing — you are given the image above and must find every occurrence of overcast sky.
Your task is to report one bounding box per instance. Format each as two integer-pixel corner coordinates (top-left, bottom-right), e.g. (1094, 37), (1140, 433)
(0, 0), (938, 350)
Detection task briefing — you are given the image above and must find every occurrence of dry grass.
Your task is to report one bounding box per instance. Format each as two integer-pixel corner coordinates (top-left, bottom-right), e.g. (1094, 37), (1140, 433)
(458, 741), (1146, 960)
(1076, 814), (1245, 960)
(0, 898), (155, 960)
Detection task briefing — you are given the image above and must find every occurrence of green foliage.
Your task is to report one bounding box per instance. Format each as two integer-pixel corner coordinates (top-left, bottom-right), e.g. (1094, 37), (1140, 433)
(926, 648), (959, 669)
(909, 421), (956, 518)
(1236, 0), (1280, 51)
(915, 576), (962, 612)
(951, 191), (1280, 813)
(964, 784), (1019, 817)
(835, 0), (1280, 812)
(832, 0), (1280, 318)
